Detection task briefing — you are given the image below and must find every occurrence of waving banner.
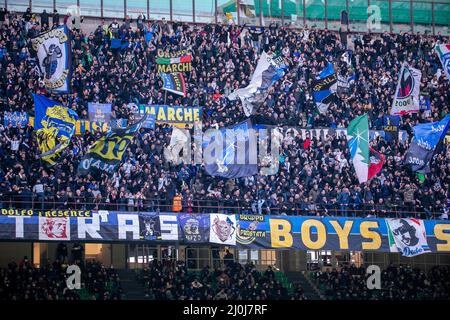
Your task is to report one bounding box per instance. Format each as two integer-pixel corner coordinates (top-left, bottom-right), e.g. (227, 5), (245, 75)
(31, 25), (71, 93)
(390, 63), (422, 115)
(88, 102), (112, 123)
(435, 44), (450, 82)
(77, 115), (147, 175)
(203, 119), (258, 179)
(156, 49), (192, 73)
(312, 62), (337, 114)
(33, 94), (78, 166)
(228, 51), (286, 117)
(1, 211), (449, 255)
(347, 114), (370, 184)
(404, 114), (450, 173)
(161, 72), (186, 96)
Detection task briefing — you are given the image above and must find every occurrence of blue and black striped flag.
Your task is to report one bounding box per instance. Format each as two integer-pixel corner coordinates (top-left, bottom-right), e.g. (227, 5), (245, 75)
(161, 72), (186, 96)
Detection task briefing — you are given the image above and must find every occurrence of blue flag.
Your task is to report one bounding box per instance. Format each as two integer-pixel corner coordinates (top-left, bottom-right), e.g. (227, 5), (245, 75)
(33, 93), (78, 166)
(161, 72), (186, 96)
(178, 214), (209, 243)
(33, 94), (78, 139)
(419, 95), (431, 111)
(312, 62), (337, 114)
(204, 119), (258, 179)
(110, 38), (122, 49)
(383, 115), (400, 142)
(405, 114), (450, 173)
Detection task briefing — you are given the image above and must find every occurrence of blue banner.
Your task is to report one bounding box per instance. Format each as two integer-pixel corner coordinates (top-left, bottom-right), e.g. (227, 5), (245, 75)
(3, 112), (29, 127)
(383, 115), (400, 142)
(204, 119), (258, 179)
(33, 94), (78, 139)
(0, 210), (449, 255)
(88, 102), (112, 122)
(179, 213), (209, 243)
(405, 114), (450, 173)
(138, 105), (202, 128)
(312, 62), (337, 114)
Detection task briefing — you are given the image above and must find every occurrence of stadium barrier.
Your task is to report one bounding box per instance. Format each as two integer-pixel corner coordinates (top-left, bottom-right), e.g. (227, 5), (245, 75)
(0, 195), (446, 220)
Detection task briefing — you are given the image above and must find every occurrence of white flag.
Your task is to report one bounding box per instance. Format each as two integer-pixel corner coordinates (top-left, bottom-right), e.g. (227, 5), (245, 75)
(39, 217), (71, 241)
(390, 63), (422, 116)
(435, 44), (450, 82)
(31, 25), (71, 93)
(386, 218), (431, 257)
(209, 214), (236, 245)
(164, 127), (190, 164)
(228, 51), (286, 117)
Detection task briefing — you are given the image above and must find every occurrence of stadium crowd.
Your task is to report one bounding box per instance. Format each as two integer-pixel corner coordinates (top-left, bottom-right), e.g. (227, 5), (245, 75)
(0, 8), (449, 218)
(0, 256), (123, 300)
(137, 259), (300, 300)
(312, 264), (450, 300)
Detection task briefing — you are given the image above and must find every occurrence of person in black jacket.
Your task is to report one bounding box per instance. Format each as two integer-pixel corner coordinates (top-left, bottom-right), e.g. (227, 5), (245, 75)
(0, 8), (8, 26)
(52, 9), (59, 27)
(41, 9), (49, 28)
(22, 8), (32, 22)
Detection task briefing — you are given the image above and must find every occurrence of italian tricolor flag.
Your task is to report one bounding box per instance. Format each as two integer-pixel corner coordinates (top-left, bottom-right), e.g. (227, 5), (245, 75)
(156, 55), (192, 65)
(347, 114), (385, 184)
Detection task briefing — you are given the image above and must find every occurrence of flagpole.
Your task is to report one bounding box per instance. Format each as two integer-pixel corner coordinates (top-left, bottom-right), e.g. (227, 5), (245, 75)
(164, 90), (167, 105)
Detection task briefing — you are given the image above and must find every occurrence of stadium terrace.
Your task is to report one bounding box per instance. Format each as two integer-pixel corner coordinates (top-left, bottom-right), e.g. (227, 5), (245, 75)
(0, 3), (449, 303)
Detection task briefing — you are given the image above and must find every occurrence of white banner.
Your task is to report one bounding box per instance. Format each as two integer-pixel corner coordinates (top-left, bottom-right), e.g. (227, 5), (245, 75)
(228, 51), (285, 117)
(209, 214), (236, 245)
(39, 217), (71, 240)
(435, 44), (450, 82)
(31, 25), (71, 93)
(390, 63), (422, 115)
(386, 218), (431, 257)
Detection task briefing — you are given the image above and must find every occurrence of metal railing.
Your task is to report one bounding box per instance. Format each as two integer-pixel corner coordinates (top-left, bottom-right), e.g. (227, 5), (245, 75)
(4, 0), (450, 36)
(0, 195), (445, 219)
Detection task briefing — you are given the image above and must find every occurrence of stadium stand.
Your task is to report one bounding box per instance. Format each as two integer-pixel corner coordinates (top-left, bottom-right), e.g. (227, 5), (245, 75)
(0, 257), (123, 300)
(311, 264), (450, 300)
(0, 3), (449, 302)
(0, 8), (448, 218)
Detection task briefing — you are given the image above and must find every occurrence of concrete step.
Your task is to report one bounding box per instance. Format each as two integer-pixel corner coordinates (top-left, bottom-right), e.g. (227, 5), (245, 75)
(117, 270), (147, 300)
(285, 271), (324, 300)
